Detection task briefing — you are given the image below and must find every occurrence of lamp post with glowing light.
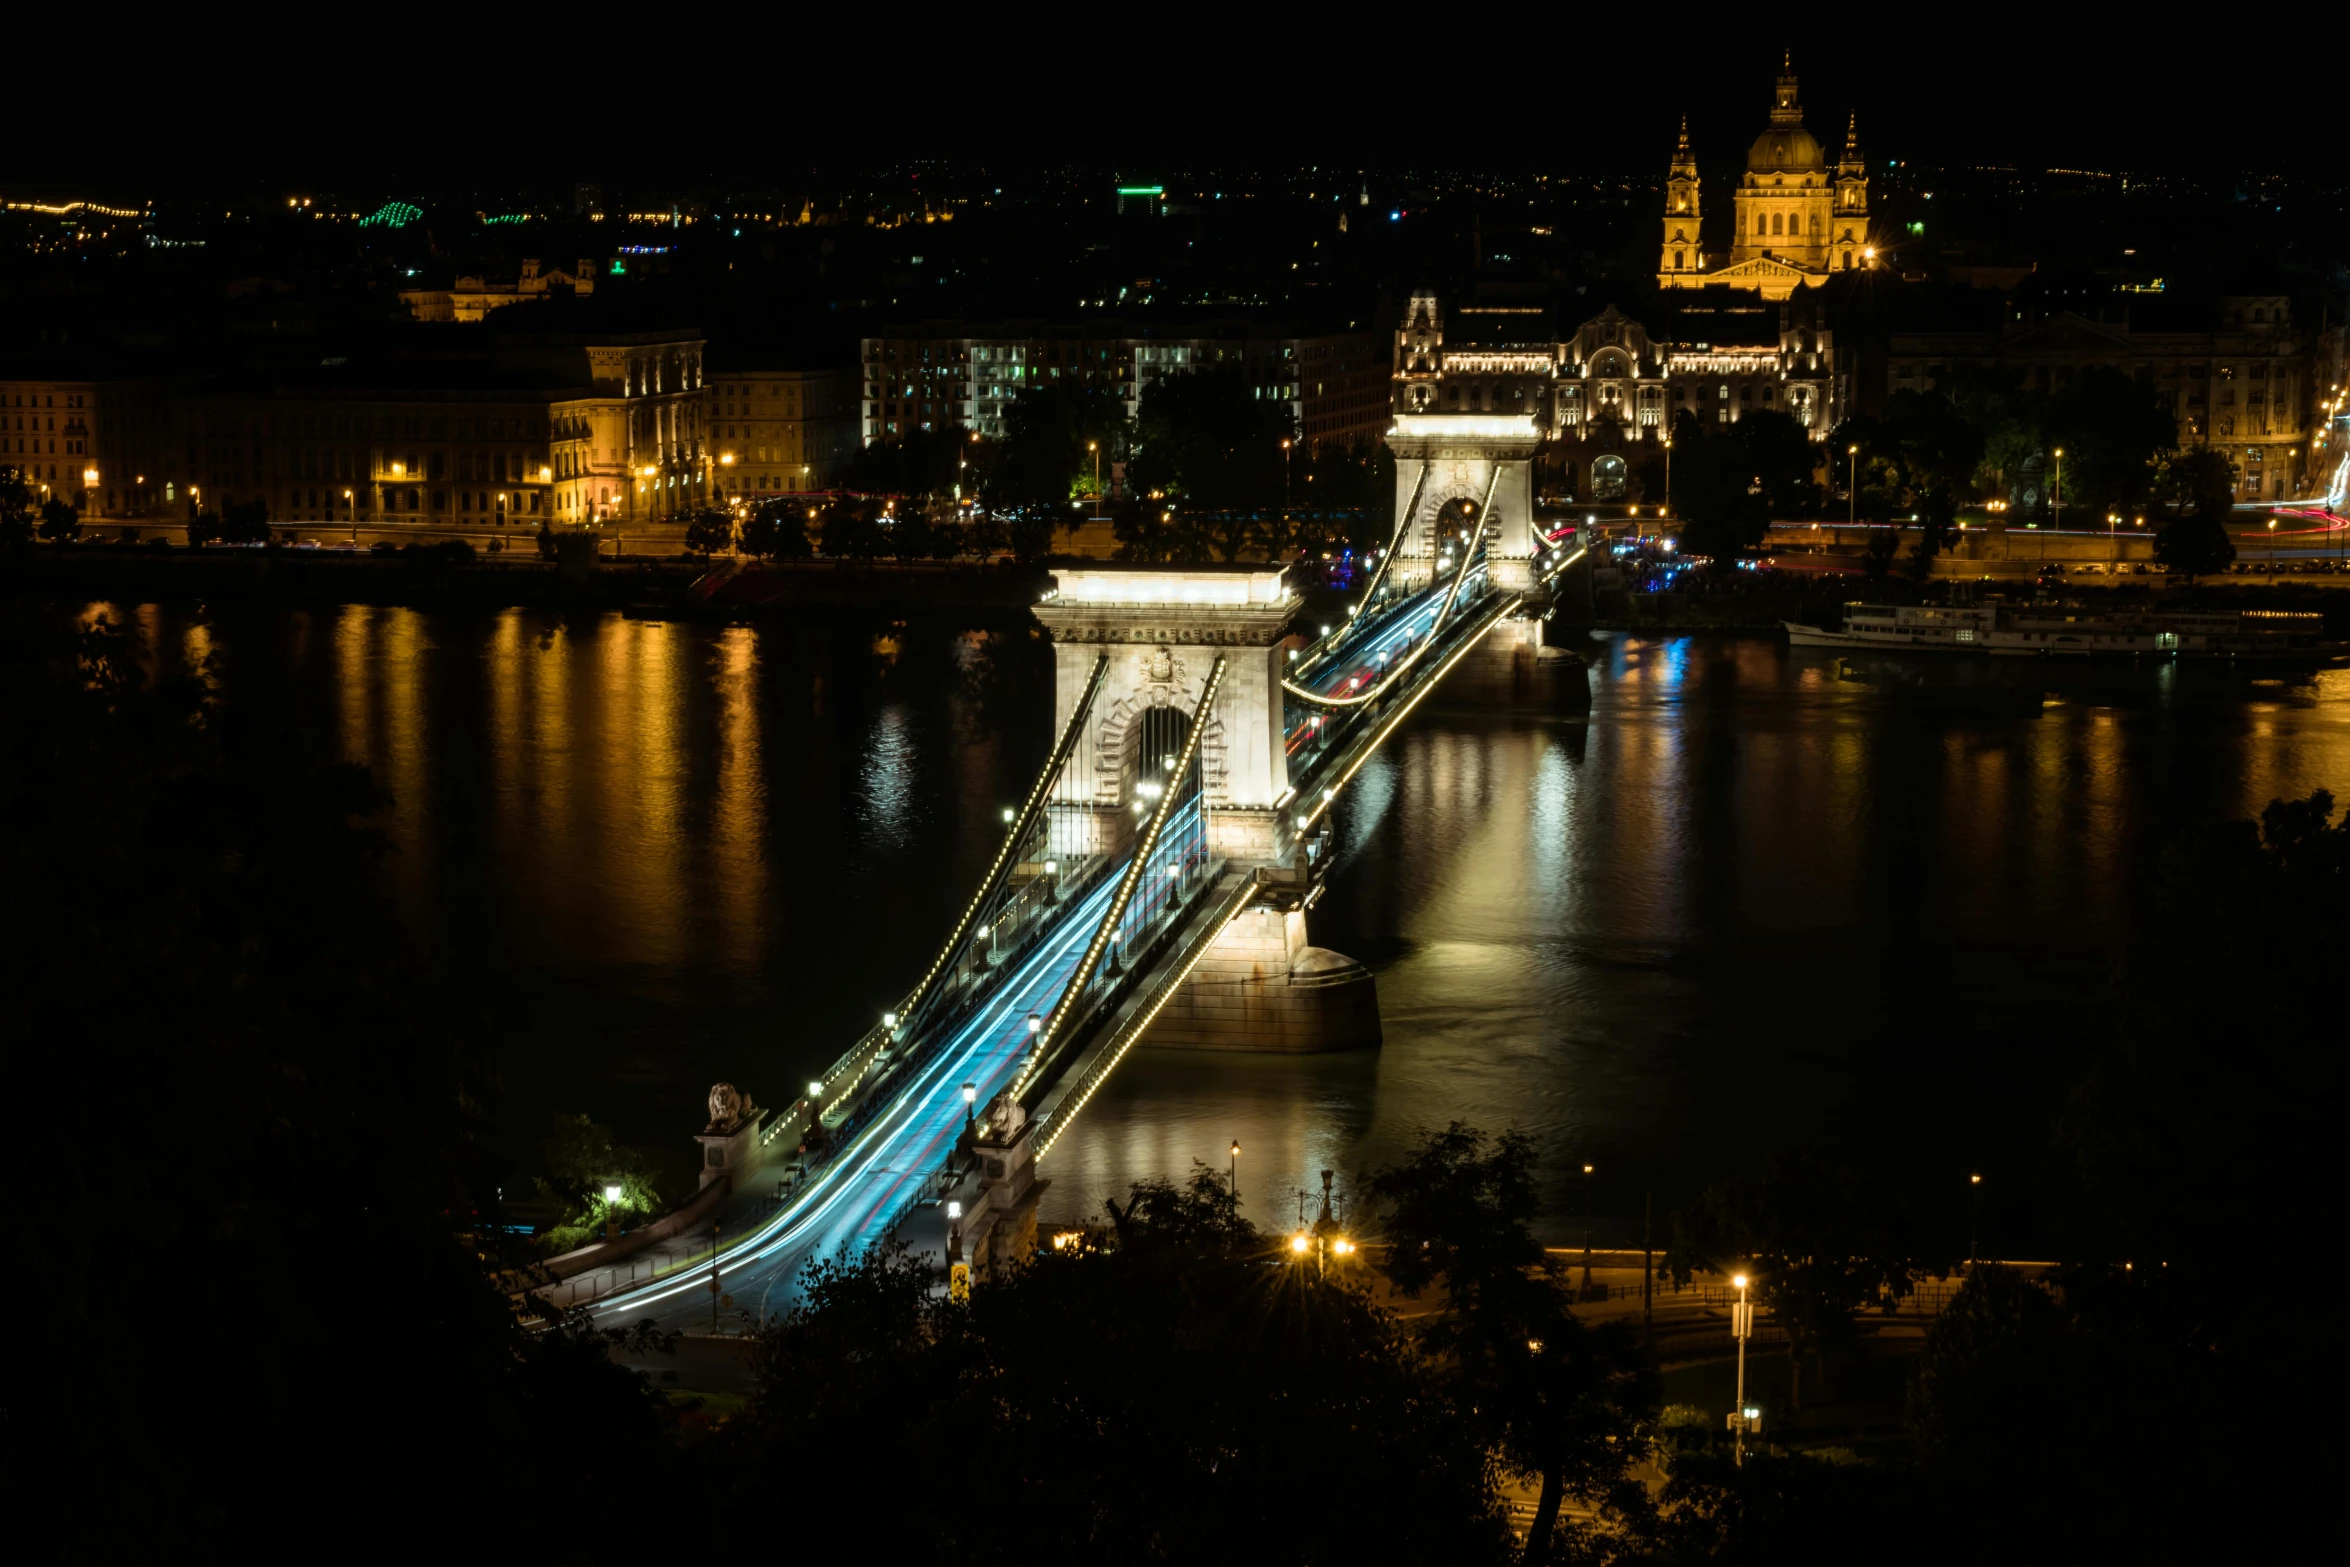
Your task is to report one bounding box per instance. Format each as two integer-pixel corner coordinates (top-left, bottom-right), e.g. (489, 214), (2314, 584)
(1968, 1172), (1983, 1267)
(1088, 440), (1101, 519)
(1229, 1140), (1241, 1200)
(1580, 1161), (1597, 1296)
(2052, 447), (2065, 534)
(1281, 437), (1293, 545)
(1847, 444), (1859, 529)
(1731, 1271), (1756, 1466)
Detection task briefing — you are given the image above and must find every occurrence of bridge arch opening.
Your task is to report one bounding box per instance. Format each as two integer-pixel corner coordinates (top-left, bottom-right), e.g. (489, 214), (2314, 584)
(1433, 494), (1481, 548)
(1126, 703), (1192, 805)
(1094, 695), (1226, 811)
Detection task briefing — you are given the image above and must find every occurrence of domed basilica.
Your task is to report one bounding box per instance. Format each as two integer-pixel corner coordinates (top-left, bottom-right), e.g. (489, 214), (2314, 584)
(1659, 58), (1876, 300)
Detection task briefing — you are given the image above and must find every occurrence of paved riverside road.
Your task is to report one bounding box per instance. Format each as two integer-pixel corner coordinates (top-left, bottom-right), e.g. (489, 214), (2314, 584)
(577, 800), (1205, 1334)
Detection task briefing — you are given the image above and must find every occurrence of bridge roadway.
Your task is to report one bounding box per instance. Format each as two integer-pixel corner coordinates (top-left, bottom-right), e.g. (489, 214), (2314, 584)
(580, 795), (1207, 1329)
(573, 566), (1518, 1329)
(1286, 563), (1497, 760)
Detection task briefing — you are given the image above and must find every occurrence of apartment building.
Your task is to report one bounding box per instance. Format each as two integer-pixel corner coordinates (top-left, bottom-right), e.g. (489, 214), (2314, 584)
(0, 361), (174, 518)
(861, 320), (1387, 452)
(704, 362), (859, 495)
(163, 314), (714, 532)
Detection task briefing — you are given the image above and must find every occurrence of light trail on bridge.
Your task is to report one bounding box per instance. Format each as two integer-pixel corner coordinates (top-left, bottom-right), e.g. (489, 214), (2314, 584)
(1283, 561), (1495, 757)
(578, 798), (1208, 1327)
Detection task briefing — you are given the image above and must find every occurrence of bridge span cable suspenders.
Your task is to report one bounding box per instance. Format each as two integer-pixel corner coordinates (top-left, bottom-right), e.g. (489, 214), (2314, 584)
(1433, 465), (1500, 633)
(890, 652), (1110, 1039)
(1011, 654), (1229, 1102)
(1278, 467), (1501, 712)
(1290, 590), (1523, 838)
(1322, 459), (1429, 657)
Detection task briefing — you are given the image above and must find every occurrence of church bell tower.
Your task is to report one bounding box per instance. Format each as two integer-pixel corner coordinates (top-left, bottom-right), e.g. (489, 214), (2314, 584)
(1832, 113), (1872, 273)
(1657, 117), (1702, 289)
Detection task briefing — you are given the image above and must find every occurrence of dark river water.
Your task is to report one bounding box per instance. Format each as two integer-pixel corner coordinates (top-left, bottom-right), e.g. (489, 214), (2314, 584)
(76, 600), (2350, 1249)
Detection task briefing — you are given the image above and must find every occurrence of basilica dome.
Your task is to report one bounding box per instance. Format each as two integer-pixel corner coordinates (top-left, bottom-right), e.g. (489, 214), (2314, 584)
(1747, 125), (1826, 174)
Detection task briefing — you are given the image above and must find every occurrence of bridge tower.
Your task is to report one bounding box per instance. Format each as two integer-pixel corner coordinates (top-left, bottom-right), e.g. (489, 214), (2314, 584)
(1033, 566), (1379, 1052)
(1385, 409), (1547, 597)
(1383, 407), (1585, 704)
(1033, 565), (1296, 863)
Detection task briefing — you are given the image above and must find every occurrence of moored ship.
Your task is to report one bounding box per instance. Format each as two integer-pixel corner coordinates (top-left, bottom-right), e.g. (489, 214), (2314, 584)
(1784, 603), (2344, 661)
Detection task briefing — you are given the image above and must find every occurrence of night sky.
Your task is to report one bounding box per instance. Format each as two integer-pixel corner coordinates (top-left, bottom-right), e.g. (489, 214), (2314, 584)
(12, 28), (2321, 193)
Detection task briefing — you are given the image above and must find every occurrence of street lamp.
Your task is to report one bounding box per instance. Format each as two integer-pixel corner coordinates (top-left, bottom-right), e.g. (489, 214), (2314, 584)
(1088, 440), (1100, 518)
(1969, 1173), (1983, 1266)
(1847, 444), (1859, 529)
(2052, 447), (2065, 532)
(1281, 437), (1293, 539)
(962, 1082), (977, 1124)
(1731, 1271), (1755, 1466)
(1581, 1162), (1597, 1295)
(1230, 1140), (1241, 1199)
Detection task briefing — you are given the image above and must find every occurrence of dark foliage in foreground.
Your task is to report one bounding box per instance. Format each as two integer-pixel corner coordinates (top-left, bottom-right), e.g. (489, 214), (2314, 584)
(6, 613), (680, 1549)
(1640, 787), (2346, 1560)
(736, 1168), (1513, 1563)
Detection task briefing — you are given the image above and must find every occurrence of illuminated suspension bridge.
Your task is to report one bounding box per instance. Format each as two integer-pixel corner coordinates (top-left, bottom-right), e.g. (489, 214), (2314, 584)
(545, 414), (1587, 1328)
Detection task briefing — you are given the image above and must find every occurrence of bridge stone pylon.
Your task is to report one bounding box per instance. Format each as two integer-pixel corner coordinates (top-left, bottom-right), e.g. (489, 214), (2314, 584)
(1386, 412), (1548, 598)
(1032, 566), (1295, 863)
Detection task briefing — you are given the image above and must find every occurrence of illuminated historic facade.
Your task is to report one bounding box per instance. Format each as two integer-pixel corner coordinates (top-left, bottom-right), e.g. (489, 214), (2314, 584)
(1393, 290), (1853, 501)
(1659, 60), (1875, 300)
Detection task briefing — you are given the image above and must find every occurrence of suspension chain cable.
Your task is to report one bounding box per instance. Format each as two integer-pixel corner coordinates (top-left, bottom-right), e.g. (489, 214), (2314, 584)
(1279, 466), (1498, 710)
(891, 652), (1108, 1036)
(1011, 654), (1228, 1101)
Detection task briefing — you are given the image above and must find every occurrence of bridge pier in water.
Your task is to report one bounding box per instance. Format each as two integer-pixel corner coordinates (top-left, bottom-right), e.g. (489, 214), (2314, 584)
(1433, 615), (1592, 709)
(1145, 899), (1382, 1052)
